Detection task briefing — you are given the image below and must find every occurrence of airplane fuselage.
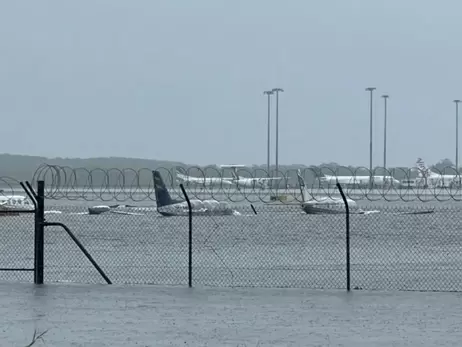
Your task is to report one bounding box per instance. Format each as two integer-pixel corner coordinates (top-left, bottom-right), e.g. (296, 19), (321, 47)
(0, 195), (33, 209)
(425, 174), (460, 188)
(157, 198), (239, 216)
(176, 173), (234, 187)
(322, 175), (400, 187)
(233, 176), (282, 189)
(301, 196), (358, 214)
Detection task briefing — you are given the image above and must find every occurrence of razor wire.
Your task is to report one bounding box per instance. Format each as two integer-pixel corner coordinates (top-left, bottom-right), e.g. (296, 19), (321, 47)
(0, 163), (453, 203)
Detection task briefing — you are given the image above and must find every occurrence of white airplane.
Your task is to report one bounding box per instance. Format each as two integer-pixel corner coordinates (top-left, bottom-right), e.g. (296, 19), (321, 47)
(175, 169), (235, 188)
(219, 164), (283, 190)
(0, 193), (34, 213)
(297, 170), (379, 215)
(414, 157), (460, 188)
(154, 170), (240, 216)
(87, 204), (147, 216)
(320, 173), (400, 188)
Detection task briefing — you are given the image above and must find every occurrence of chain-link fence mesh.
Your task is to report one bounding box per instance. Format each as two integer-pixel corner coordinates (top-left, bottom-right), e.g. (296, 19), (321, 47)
(190, 205), (346, 288)
(42, 205), (188, 285)
(0, 214), (34, 282)
(1, 201), (462, 292)
(349, 205), (462, 291)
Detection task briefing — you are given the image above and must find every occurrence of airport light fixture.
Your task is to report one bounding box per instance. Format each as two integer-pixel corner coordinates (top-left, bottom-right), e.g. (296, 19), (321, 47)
(263, 90), (274, 176)
(365, 87), (376, 188)
(271, 88), (284, 177)
(455, 99), (461, 172)
(382, 94), (389, 178)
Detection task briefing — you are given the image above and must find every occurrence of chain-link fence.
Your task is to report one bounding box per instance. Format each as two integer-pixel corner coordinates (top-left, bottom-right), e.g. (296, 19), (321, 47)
(0, 214), (34, 282)
(2, 200), (460, 292)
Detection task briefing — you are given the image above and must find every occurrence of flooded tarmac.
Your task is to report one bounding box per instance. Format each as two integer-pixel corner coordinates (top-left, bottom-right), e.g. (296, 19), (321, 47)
(1, 282), (462, 346)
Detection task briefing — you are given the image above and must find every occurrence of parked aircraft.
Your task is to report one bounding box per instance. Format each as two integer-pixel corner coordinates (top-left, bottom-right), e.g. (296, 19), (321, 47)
(320, 173), (400, 188)
(175, 170), (235, 188)
(298, 170), (433, 215)
(153, 170), (240, 216)
(87, 205), (145, 216)
(296, 169), (361, 214)
(0, 193), (34, 215)
(219, 164), (283, 189)
(414, 157), (460, 188)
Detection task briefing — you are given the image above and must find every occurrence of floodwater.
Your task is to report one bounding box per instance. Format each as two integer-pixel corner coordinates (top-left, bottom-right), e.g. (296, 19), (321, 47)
(1, 201), (462, 292)
(1, 194), (462, 346)
(1, 282), (461, 346)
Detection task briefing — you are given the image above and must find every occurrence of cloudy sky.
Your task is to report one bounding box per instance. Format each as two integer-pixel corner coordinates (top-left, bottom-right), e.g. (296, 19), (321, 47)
(0, 0), (460, 167)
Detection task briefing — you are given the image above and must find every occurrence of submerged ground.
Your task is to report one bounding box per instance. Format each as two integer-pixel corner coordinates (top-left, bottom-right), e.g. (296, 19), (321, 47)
(1, 283), (461, 346)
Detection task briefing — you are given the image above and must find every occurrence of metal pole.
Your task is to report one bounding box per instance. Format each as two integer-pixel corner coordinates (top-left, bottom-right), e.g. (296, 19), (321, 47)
(272, 88), (284, 176)
(263, 90), (273, 176)
(35, 180), (45, 285)
(455, 100), (460, 173)
(382, 95), (389, 179)
(366, 87), (376, 189)
(179, 184), (192, 287)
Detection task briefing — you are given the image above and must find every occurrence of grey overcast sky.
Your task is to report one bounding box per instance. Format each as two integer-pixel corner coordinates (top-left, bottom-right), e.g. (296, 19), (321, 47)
(0, 0), (460, 167)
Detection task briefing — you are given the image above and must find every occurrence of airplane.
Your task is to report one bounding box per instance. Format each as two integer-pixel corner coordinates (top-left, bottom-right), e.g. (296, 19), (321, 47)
(319, 173), (400, 188)
(87, 204), (146, 216)
(414, 158), (460, 188)
(297, 170), (434, 215)
(297, 169), (357, 214)
(219, 164), (284, 190)
(0, 192), (34, 214)
(296, 170), (380, 215)
(153, 170), (240, 216)
(175, 169), (235, 188)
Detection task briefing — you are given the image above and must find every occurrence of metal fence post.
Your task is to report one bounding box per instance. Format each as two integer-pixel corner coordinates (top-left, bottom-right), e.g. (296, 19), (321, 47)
(336, 182), (351, 291)
(34, 180), (45, 285)
(179, 184), (192, 288)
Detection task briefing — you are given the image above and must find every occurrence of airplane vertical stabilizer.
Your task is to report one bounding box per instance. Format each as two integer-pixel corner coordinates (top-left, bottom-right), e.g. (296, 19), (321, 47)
(153, 171), (184, 207)
(415, 158), (436, 178)
(296, 169), (311, 203)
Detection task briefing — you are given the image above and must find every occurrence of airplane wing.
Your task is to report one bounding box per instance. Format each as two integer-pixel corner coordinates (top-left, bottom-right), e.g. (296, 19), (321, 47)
(109, 210), (144, 216)
(395, 208), (434, 215)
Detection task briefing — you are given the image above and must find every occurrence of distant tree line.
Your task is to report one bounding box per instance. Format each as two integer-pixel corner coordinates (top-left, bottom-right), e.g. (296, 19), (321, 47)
(0, 153), (457, 188)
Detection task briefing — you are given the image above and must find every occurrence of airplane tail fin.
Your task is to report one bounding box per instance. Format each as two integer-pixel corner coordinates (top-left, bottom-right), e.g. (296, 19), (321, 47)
(296, 169), (311, 202)
(415, 157), (431, 177)
(153, 170), (176, 207)
(229, 168), (239, 180)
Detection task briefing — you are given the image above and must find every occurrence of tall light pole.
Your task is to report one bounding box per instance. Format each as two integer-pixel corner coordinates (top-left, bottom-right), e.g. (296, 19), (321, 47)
(382, 94), (389, 178)
(272, 88), (284, 176)
(365, 87), (376, 189)
(455, 99), (460, 172)
(263, 90), (273, 175)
